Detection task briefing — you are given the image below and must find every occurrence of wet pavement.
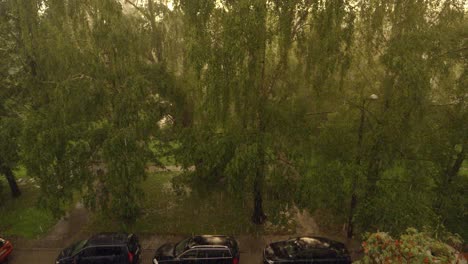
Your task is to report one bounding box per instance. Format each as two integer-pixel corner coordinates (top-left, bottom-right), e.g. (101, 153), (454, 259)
(7, 235), (284, 264)
(8, 246), (262, 264)
(7, 234), (362, 264)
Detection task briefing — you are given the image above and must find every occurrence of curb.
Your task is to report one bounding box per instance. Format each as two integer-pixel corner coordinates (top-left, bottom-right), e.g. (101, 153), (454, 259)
(13, 247), (157, 251)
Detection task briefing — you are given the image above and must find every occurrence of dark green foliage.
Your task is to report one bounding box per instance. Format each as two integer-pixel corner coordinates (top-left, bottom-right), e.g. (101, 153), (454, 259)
(0, 0), (466, 238)
(0, 0), (25, 198)
(4, 0), (172, 222)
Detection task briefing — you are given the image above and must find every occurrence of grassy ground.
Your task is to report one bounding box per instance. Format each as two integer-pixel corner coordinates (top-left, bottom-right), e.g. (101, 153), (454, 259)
(149, 140), (179, 166)
(461, 160), (468, 177)
(0, 174), (55, 238)
(89, 171), (292, 236)
(4, 159), (467, 239)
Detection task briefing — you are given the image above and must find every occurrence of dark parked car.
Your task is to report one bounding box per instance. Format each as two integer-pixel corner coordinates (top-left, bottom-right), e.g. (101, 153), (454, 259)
(56, 233), (141, 264)
(153, 235), (240, 264)
(263, 236), (351, 264)
(0, 237), (13, 263)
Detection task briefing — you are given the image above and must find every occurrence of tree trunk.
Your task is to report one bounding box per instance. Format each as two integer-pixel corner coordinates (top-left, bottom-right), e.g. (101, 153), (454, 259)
(346, 193), (357, 238)
(2, 166), (21, 198)
(250, 0), (268, 225)
(435, 144), (466, 213)
(252, 139), (267, 224)
(147, 0), (164, 65)
(446, 145), (465, 184)
(347, 101), (366, 238)
(365, 138), (382, 197)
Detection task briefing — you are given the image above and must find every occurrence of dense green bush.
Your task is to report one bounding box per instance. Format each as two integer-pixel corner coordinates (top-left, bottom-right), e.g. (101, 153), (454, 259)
(355, 228), (463, 264)
(0, 181), (4, 205)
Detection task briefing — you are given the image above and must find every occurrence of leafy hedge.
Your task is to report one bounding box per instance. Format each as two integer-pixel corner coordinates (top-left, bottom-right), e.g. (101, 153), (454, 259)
(355, 228), (464, 264)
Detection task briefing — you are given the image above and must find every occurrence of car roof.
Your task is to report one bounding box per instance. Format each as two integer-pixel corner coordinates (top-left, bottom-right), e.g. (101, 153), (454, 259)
(289, 236), (343, 245)
(87, 233), (131, 246)
(189, 235), (237, 250)
(267, 236), (349, 261)
(269, 236), (347, 251)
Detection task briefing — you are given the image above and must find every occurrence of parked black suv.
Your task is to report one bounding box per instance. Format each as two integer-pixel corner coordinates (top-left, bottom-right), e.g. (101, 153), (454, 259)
(56, 233), (141, 264)
(263, 236), (351, 264)
(153, 235), (240, 264)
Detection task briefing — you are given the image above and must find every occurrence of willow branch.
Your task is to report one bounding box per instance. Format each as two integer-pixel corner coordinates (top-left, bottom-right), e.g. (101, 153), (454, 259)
(125, 0), (151, 21)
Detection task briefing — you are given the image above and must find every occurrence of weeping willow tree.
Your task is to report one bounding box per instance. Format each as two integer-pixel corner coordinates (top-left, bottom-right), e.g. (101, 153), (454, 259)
(175, 0), (269, 224)
(300, 0), (467, 238)
(171, 0), (465, 235)
(7, 0), (172, 223)
(1, 0), (466, 238)
(352, 0), (467, 238)
(0, 0), (23, 198)
(173, 0), (355, 224)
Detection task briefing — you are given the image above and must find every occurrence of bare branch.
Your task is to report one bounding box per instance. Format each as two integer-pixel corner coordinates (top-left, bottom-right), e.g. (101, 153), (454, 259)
(125, 0), (151, 21)
(435, 47), (468, 57)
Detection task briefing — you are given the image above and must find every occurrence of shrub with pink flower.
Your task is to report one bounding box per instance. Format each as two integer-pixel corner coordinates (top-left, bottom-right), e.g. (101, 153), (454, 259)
(355, 228), (465, 264)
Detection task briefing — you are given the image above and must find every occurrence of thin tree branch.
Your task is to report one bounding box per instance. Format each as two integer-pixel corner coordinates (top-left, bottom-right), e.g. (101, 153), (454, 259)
(305, 111), (335, 116)
(345, 99), (382, 124)
(435, 47), (468, 58)
(125, 0), (152, 21)
(276, 152), (301, 180)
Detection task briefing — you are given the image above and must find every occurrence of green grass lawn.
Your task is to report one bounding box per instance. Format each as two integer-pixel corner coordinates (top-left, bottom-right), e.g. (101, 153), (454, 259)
(461, 160), (468, 177)
(0, 178), (55, 238)
(13, 166), (28, 179)
(89, 171), (291, 236)
(136, 172), (258, 235)
(1, 167), (290, 239)
(149, 140), (180, 166)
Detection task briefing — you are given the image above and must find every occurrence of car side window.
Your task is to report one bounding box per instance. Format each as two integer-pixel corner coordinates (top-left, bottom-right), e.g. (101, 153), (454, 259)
(211, 249), (231, 258)
(180, 249), (198, 259)
(197, 250), (209, 258)
(198, 249), (231, 258)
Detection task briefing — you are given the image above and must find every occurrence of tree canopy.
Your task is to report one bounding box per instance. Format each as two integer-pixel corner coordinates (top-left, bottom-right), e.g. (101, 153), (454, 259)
(0, 0), (466, 239)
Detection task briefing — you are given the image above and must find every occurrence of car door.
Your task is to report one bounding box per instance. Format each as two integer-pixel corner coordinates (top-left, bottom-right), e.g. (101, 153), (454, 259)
(78, 246), (126, 264)
(76, 247), (96, 264)
(294, 249), (348, 264)
(293, 252), (316, 264)
(178, 249), (198, 264)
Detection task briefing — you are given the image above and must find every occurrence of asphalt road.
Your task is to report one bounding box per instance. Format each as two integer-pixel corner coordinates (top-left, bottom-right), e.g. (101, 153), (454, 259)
(7, 234), (360, 264)
(7, 248), (262, 264)
(7, 248), (59, 263)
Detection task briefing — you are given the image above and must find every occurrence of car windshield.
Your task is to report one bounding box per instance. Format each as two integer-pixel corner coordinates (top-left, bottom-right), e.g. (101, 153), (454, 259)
(71, 240), (88, 256)
(174, 238), (190, 256)
(283, 238), (330, 257)
(282, 242), (299, 257)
